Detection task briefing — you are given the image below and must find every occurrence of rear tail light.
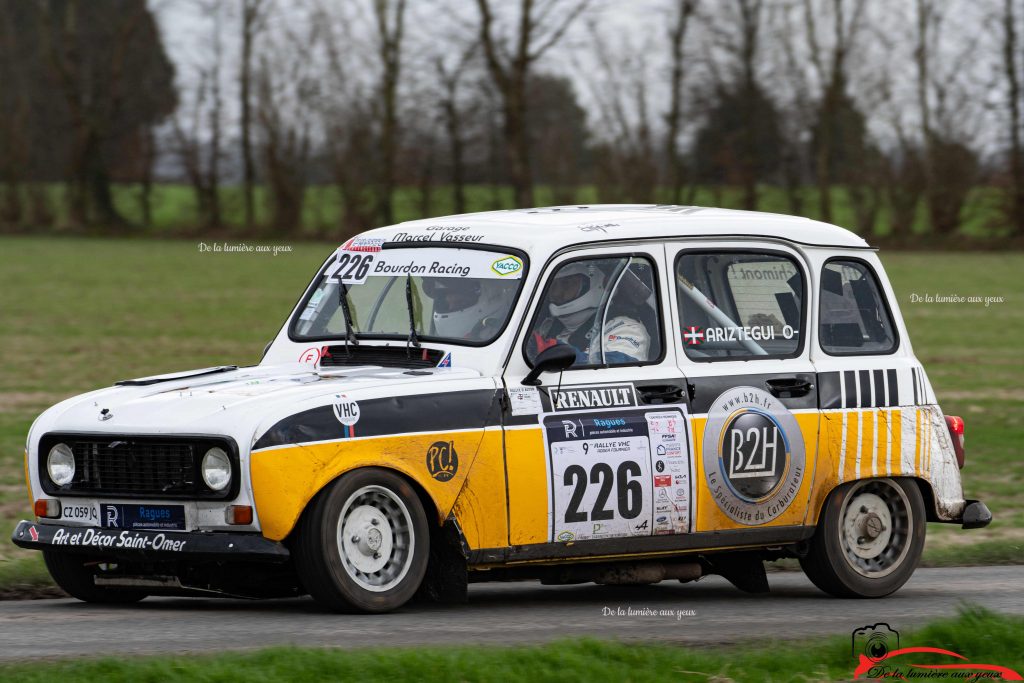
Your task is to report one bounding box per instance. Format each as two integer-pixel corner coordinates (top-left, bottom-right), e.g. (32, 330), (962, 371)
(34, 498), (61, 518)
(945, 415), (965, 468)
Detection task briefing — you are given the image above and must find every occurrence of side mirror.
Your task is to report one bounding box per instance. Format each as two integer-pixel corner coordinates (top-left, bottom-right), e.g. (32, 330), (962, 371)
(522, 344), (576, 386)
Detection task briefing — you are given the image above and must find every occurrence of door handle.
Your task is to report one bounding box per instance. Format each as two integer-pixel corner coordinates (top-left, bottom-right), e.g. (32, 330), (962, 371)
(637, 384), (685, 404)
(764, 377), (813, 399)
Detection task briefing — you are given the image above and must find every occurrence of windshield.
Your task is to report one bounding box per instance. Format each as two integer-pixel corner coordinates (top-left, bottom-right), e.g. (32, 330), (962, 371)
(292, 245), (526, 345)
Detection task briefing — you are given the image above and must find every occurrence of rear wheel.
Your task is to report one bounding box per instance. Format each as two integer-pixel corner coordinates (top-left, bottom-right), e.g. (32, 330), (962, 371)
(294, 468), (429, 613)
(800, 477), (925, 598)
(43, 552), (148, 604)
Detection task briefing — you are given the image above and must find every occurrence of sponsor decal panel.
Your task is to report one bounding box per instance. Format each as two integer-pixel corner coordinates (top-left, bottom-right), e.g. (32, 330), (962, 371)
(702, 386), (805, 525)
(685, 325), (795, 346)
(100, 504), (186, 531)
(332, 395), (360, 433)
(545, 407), (690, 542)
(326, 247), (523, 285)
(49, 527), (188, 552)
(426, 440), (459, 482)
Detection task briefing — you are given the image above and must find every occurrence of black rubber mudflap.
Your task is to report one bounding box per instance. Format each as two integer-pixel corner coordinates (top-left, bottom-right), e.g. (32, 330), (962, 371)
(414, 518), (468, 603)
(708, 552), (770, 594)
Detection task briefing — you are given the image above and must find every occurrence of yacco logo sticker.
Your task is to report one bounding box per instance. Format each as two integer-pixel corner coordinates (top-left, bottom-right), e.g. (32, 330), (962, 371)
(491, 256), (523, 277)
(702, 386), (805, 526)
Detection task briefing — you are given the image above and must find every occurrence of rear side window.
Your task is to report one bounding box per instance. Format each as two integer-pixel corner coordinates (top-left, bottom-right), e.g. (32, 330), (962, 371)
(676, 251), (804, 361)
(819, 259), (897, 355)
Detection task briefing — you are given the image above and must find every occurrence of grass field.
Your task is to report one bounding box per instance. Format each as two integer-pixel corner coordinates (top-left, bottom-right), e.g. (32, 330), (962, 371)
(6, 182), (1014, 238)
(0, 607), (1019, 681)
(0, 236), (1021, 590)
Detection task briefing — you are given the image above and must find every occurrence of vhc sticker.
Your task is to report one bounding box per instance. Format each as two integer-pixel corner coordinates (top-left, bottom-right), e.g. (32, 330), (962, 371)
(702, 386), (805, 525)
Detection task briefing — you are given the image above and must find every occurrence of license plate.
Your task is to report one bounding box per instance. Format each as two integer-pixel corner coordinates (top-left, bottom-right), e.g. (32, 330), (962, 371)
(99, 504), (186, 531)
(61, 502), (99, 524)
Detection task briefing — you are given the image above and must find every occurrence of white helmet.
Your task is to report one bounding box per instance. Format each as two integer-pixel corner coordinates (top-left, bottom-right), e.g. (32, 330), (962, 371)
(548, 262), (605, 329)
(426, 279), (509, 339)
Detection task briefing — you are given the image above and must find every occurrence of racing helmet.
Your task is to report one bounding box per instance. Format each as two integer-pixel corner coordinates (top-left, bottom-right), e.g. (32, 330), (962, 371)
(547, 262), (605, 329)
(425, 278), (508, 339)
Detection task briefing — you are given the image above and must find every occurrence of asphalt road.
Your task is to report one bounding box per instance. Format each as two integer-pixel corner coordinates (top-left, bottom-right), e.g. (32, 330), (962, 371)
(0, 566), (1021, 661)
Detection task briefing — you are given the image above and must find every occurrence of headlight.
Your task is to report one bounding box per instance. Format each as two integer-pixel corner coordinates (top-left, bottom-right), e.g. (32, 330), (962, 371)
(47, 443), (75, 486)
(201, 447), (231, 491)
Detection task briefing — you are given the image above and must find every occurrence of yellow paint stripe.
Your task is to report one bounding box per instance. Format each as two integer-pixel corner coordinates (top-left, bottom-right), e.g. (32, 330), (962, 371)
(914, 409), (922, 476)
(892, 408), (901, 474)
(870, 410), (879, 477)
(845, 411), (860, 482)
(838, 411), (848, 483)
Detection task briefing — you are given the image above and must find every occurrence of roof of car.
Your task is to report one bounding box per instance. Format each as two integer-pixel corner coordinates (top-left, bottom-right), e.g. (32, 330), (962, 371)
(362, 204), (870, 252)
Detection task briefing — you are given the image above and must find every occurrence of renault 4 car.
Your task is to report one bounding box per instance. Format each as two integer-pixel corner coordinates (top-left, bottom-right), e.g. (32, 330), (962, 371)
(13, 205), (991, 612)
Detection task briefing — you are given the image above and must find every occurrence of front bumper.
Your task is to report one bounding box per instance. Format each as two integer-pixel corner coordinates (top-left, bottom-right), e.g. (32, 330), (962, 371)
(11, 520), (290, 563)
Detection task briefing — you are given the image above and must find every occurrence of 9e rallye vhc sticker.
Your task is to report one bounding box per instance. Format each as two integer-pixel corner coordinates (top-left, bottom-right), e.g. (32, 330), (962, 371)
(702, 386), (805, 525)
(545, 408), (690, 542)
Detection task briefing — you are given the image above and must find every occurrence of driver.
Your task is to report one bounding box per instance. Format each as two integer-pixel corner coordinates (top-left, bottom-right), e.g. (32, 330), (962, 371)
(423, 278), (512, 341)
(531, 262), (650, 365)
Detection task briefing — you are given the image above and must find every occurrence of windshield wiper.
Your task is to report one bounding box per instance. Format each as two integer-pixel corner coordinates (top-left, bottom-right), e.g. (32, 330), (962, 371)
(338, 279), (359, 355)
(404, 273), (420, 355)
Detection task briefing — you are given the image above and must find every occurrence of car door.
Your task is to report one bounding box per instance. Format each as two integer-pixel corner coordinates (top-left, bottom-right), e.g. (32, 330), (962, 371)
(666, 241), (820, 534)
(500, 244), (692, 553)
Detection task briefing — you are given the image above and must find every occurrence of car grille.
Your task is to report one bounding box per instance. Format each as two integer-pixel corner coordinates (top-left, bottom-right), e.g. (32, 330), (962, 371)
(71, 440), (197, 495)
(39, 434), (236, 499)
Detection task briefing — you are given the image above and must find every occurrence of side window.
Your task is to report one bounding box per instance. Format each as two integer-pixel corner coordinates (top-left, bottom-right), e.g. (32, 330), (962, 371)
(676, 251), (804, 360)
(526, 256), (662, 368)
(819, 260), (897, 355)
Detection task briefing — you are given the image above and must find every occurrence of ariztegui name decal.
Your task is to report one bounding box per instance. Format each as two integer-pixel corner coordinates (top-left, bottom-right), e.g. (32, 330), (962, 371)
(549, 383), (638, 412)
(50, 527), (188, 552)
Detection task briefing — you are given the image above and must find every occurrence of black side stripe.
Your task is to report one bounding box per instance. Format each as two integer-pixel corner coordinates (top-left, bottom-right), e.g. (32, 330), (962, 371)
(844, 370), (857, 409)
(820, 368), (901, 409)
(912, 367), (919, 406)
(253, 389), (502, 450)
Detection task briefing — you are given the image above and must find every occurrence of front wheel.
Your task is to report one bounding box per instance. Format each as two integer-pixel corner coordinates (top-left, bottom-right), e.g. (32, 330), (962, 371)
(293, 468), (429, 613)
(800, 477), (926, 598)
(43, 552), (148, 604)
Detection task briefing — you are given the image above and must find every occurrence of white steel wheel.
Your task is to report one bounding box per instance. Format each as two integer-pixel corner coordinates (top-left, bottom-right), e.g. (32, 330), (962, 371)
(294, 468), (429, 613)
(800, 477), (926, 598)
(337, 485), (415, 592)
(838, 480), (913, 579)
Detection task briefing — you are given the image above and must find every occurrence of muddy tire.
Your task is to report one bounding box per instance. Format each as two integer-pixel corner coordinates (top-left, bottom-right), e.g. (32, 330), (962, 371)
(293, 468), (429, 613)
(800, 477), (926, 598)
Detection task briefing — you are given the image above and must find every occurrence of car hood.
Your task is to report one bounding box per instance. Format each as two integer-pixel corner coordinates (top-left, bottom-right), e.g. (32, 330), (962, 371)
(33, 363), (486, 444)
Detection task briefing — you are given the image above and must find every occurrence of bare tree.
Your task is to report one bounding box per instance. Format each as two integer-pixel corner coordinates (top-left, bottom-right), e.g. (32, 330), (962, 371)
(435, 44), (477, 215)
(474, 0), (590, 208)
(665, 0), (698, 204)
(240, 0), (267, 229)
(999, 0), (1024, 236)
(172, 0), (225, 230)
(371, 0), (407, 226)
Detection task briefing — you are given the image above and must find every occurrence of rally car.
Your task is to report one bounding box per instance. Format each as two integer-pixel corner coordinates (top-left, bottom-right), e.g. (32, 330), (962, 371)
(13, 205), (991, 612)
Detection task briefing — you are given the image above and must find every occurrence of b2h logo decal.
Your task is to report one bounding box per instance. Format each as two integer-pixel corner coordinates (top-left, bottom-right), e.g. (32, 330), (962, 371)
(426, 440), (459, 482)
(702, 386), (805, 525)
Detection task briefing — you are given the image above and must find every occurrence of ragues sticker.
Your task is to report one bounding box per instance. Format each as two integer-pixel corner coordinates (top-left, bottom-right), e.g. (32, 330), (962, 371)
(702, 386), (805, 525)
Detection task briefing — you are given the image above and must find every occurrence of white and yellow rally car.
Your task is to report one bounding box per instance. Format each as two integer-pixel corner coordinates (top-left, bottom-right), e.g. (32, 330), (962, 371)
(13, 205), (991, 612)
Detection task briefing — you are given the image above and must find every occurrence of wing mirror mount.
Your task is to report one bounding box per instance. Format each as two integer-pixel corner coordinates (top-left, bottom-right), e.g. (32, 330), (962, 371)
(522, 344), (576, 386)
